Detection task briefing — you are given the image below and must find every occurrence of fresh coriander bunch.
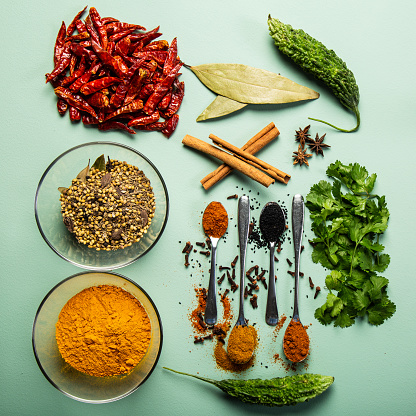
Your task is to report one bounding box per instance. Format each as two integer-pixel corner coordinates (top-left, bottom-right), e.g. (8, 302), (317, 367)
(306, 161), (395, 328)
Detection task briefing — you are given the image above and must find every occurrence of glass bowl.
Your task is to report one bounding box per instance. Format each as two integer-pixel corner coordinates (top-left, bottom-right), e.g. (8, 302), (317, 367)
(32, 271), (163, 403)
(35, 142), (169, 270)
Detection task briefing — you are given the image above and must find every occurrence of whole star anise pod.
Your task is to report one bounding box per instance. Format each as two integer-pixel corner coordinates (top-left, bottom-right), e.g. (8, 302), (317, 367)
(308, 133), (330, 156)
(295, 125), (311, 148)
(293, 145), (312, 166)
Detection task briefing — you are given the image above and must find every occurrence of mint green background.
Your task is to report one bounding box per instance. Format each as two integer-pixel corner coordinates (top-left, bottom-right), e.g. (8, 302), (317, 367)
(1, 0), (415, 414)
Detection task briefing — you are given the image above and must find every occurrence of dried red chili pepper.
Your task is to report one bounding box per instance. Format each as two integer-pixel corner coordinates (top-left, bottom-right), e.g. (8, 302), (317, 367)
(105, 98), (143, 120)
(66, 31), (90, 42)
(87, 91), (110, 108)
(135, 120), (167, 132)
(163, 37), (178, 75)
(137, 83), (155, 100)
(98, 120), (136, 134)
(162, 114), (179, 138)
(164, 81), (184, 117)
(106, 22), (145, 35)
(80, 77), (121, 95)
(69, 54), (77, 76)
(57, 98), (68, 115)
(114, 36), (131, 56)
(158, 90), (172, 110)
(75, 19), (87, 33)
(132, 51), (167, 65)
(109, 27), (137, 43)
(113, 55), (129, 75)
(84, 19), (101, 45)
(143, 62), (182, 114)
(54, 21), (66, 65)
(89, 7), (108, 50)
(69, 60), (102, 92)
(82, 114), (99, 125)
(143, 40), (169, 51)
(69, 106), (81, 121)
(128, 110), (160, 127)
(54, 86), (98, 119)
(66, 5), (87, 37)
(130, 26), (161, 46)
(46, 42), (72, 83)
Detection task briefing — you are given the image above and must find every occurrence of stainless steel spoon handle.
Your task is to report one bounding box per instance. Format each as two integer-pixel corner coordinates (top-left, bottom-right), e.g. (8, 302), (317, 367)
(265, 242), (278, 325)
(204, 237), (219, 325)
(292, 194), (304, 319)
(237, 195), (250, 325)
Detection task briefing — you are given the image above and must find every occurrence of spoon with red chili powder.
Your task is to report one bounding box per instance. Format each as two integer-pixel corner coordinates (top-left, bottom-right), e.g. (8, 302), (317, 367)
(203, 201), (228, 325)
(283, 194), (310, 363)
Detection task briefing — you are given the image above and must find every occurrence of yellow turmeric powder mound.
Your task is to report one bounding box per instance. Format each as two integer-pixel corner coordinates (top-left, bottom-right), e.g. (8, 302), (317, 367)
(56, 285), (151, 377)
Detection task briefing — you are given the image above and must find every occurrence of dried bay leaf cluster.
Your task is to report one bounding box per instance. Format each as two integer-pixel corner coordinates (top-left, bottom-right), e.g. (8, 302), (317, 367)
(185, 63), (319, 121)
(59, 154), (155, 250)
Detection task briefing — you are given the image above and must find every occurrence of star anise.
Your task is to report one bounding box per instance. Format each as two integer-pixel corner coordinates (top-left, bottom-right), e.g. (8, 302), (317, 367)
(308, 133), (330, 156)
(293, 145), (312, 166)
(295, 125), (311, 148)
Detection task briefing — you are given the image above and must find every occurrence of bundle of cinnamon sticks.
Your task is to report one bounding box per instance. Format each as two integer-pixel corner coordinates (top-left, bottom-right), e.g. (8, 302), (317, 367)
(182, 122), (290, 189)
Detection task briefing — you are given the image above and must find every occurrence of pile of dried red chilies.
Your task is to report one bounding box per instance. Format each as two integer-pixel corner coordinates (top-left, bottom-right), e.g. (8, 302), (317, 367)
(45, 6), (184, 137)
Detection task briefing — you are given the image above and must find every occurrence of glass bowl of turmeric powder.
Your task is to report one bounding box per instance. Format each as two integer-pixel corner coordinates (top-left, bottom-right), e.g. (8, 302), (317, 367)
(32, 271), (163, 403)
(34, 141), (169, 271)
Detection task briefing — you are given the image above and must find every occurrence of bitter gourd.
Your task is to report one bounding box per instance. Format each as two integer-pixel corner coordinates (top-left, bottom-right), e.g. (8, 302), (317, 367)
(268, 15), (360, 132)
(164, 367), (334, 407)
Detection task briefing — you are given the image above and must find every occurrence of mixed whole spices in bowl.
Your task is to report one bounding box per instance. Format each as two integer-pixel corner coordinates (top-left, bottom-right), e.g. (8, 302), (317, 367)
(59, 154), (155, 250)
(55, 284), (151, 377)
(46, 6), (184, 137)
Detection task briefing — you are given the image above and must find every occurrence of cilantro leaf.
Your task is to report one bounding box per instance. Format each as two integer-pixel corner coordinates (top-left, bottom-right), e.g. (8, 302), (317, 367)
(308, 161), (395, 328)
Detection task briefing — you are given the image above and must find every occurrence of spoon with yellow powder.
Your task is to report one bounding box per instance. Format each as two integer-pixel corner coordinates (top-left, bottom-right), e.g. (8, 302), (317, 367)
(227, 196), (256, 365)
(283, 194), (310, 363)
(203, 201), (228, 325)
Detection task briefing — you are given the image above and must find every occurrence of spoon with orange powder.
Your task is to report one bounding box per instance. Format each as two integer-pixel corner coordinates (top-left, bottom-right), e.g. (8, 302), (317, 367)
(203, 201), (228, 325)
(283, 194), (310, 363)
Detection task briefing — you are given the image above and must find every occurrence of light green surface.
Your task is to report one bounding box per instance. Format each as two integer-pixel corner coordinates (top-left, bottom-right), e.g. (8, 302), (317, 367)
(1, 0), (415, 414)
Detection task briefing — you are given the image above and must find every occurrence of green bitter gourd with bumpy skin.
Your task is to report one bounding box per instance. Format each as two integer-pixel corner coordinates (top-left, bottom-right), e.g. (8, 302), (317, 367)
(163, 368), (334, 407)
(268, 15), (360, 132)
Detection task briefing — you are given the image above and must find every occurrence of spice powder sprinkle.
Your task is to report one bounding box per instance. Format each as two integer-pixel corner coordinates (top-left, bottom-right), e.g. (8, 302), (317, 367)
(55, 285), (151, 377)
(60, 159), (155, 250)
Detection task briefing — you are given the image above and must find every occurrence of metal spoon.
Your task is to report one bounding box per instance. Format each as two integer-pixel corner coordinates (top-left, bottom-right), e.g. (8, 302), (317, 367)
(235, 195), (251, 328)
(259, 202), (286, 326)
(283, 194), (309, 362)
(204, 203), (228, 325)
(226, 195), (254, 365)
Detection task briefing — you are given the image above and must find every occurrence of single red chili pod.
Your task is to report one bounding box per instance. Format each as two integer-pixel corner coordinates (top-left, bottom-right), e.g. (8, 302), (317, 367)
(66, 32), (90, 42)
(87, 91), (110, 108)
(164, 81), (184, 117)
(127, 110), (160, 127)
(82, 114), (99, 125)
(54, 86), (98, 119)
(69, 60), (102, 92)
(54, 21), (66, 66)
(66, 5), (88, 37)
(158, 90), (172, 110)
(161, 114), (179, 138)
(132, 51), (168, 66)
(69, 106), (81, 122)
(142, 40), (169, 51)
(136, 120), (167, 132)
(98, 120), (136, 134)
(124, 68), (148, 105)
(101, 17), (120, 25)
(80, 77), (121, 95)
(163, 37), (178, 76)
(84, 19), (101, 45)
(70, 43), (96, 62)
(91, 40), (128, 78)
(89, 7), (108, 51)
(46, 42), (72, 83)
(105, 98), (143, 120)
(137, 83), (154, 100)
(75, 19), (87, 33)
(109, 27), (137, 43)
(57, 98), (68, 115)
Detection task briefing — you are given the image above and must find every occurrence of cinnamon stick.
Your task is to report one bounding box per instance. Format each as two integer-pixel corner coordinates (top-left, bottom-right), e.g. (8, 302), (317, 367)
(182, 135), (275, 188)
(209, 134), (289, 183)
(200, 123), (286, 190)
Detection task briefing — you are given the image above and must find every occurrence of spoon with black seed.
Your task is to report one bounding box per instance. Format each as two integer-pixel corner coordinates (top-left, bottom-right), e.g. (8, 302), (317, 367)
(260, 202), (286, 326)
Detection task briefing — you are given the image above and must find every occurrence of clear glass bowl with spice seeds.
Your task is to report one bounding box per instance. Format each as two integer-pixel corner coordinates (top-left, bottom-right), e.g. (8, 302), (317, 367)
(32, 271), (163, 403)
(35, 142), (169, 270)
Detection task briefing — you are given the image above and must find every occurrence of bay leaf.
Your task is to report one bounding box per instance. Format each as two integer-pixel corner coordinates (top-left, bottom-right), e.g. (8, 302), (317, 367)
(196, 95), (247, 121)
(76, 161), (90, 183)
(91, 154), (106, 171)
(58, 186), (68, 194)
(190, 63), (319, 104)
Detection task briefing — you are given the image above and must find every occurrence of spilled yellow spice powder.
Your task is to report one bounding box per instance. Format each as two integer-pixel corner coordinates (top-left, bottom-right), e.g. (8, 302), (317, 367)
(56, 285), (151, 377)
